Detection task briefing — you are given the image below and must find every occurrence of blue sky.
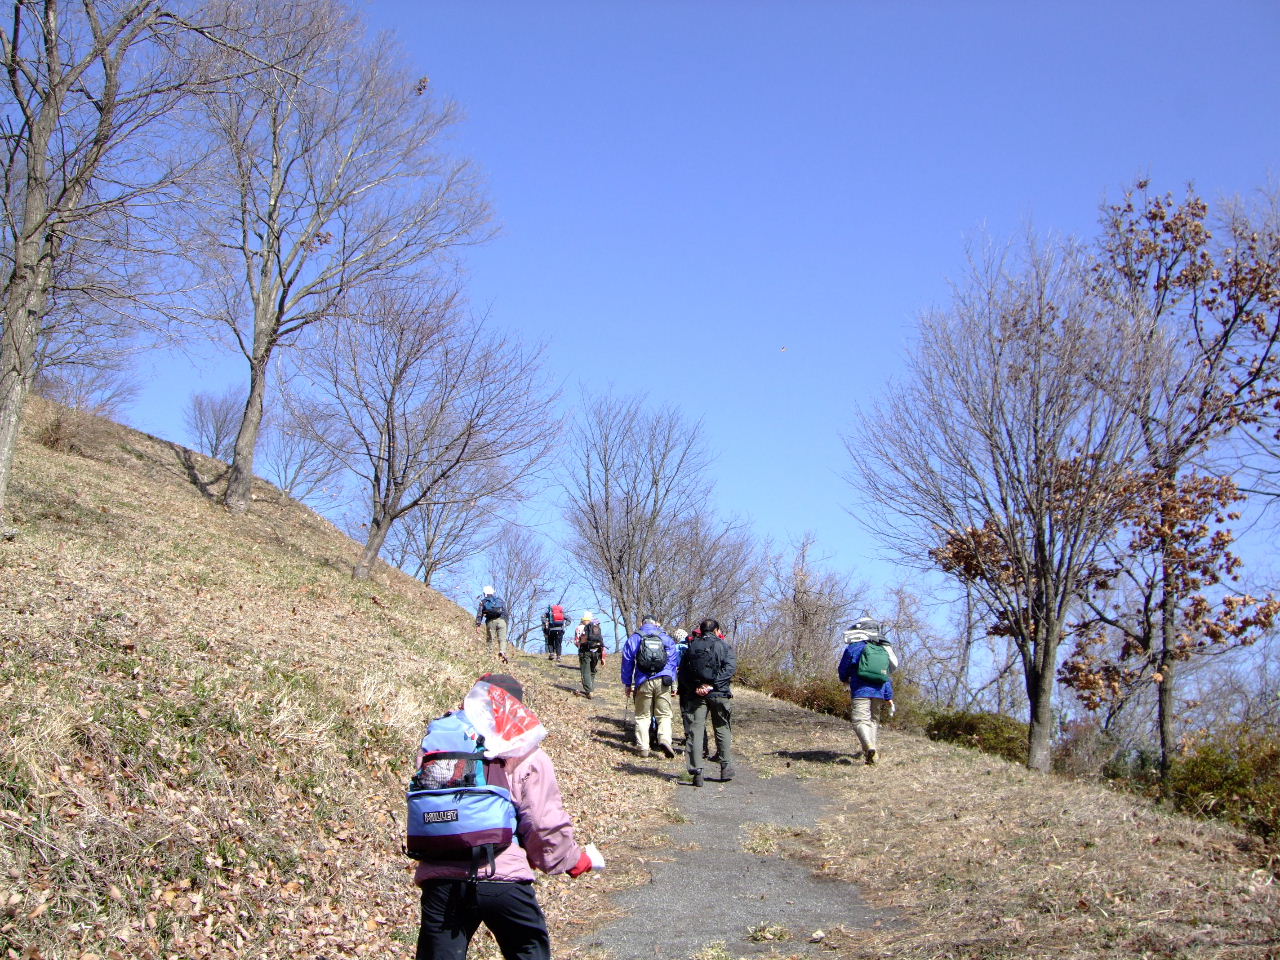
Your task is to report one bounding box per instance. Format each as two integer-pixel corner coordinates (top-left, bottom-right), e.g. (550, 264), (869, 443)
(133, 1), (1280, 601)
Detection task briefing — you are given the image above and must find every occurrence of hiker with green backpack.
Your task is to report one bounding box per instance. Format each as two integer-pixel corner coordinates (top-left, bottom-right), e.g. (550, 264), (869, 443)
(837, 618), (899, 765)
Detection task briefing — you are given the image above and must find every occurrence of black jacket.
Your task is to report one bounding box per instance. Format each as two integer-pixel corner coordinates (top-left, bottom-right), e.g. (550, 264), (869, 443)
(678, 631), (736, 700)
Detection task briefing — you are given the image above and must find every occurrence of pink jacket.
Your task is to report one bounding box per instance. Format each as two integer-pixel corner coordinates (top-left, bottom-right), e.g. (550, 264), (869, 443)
(414, 745), (584, 884)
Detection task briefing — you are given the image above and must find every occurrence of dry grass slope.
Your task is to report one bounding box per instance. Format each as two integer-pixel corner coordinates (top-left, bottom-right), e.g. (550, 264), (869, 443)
(0, 399), (664, 960)
(3, 398), (1277, 960)
(735, 693), (1280, 960)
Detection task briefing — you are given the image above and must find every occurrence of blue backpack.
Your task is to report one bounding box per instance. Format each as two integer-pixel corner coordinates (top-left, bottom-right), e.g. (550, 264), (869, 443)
(480, 595), (506, 619)
(406, 712), (518, 877)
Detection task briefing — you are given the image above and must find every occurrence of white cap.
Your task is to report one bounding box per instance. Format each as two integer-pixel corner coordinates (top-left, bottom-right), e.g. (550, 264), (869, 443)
(483, 586), (495, 595)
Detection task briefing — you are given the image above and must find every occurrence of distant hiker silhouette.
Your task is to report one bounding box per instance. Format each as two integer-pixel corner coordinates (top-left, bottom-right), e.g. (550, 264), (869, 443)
(573, 612), (605, 698)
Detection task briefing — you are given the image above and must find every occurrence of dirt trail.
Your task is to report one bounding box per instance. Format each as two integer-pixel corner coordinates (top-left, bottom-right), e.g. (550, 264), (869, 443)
(536, 656), (893, 959)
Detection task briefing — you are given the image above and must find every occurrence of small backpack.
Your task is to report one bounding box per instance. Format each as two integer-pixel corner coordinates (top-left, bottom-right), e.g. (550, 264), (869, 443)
(406, 712), (518, 877)
(481, 595), (505, 620)
(855, 640), (892, 683)
(635, 633), (667, 674)
(548, 604), (566, 628)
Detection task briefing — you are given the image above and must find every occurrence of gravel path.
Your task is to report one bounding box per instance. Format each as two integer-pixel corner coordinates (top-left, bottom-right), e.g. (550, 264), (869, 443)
(576, 675), (893, 959)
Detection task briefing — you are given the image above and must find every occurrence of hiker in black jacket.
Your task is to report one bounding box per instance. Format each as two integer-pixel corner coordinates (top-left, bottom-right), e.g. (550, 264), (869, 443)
(676, 618), (737, 787)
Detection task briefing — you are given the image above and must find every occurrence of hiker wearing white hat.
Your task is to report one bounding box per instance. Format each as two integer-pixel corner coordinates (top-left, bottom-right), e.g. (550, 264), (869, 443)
(474, 586), (510, 663)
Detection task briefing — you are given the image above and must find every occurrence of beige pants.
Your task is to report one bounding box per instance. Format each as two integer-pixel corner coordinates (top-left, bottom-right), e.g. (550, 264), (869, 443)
(633, 677), (673, 751)
(484, 617), (509, 656)
(851, 697), (891, 756)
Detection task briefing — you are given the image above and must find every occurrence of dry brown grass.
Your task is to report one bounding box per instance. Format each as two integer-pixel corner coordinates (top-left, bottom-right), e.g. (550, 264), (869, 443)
(4, 397), (1276, 960)
(735, 691), (1280, 960)
(0, 398), (666, 960)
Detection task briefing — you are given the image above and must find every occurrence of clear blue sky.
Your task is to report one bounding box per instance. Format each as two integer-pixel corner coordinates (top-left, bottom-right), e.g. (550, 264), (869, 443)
(133, 0), (1280, 597)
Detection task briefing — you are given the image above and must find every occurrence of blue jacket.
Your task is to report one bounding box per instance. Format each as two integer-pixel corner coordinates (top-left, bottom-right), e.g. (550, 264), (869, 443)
(620, 625), (678, 687)
(838, 637), (897, 700)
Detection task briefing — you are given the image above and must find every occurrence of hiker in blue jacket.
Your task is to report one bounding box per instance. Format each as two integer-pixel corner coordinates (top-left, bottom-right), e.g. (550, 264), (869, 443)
(620, 616), (678, 759)
(837, 618), (899, 765)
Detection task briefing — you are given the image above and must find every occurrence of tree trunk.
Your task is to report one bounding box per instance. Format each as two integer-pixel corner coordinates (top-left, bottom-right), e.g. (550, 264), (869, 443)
(355, 515), (394, 581)
(223, 354), (269, 514)
(1024, 623), (1059, 772)
(0, 105), (56, 517)
(1025, 662), (1057, 772)
(954, 584), (975, 708)
(0, 281), (42, 515)
(1156, 524), (1179, 782)
(1156, 654), (1177, 780)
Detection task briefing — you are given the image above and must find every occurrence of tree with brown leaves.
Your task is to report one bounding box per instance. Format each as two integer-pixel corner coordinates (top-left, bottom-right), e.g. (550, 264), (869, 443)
(1069, 183), (1280, 779)
(1062, 472), (1279, 778)
(850, 238), (1142, 772)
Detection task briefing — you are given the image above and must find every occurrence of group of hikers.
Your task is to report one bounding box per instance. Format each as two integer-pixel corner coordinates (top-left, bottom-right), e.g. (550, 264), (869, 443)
(430, 590), (899, 960)
(478, 591), (741, 785)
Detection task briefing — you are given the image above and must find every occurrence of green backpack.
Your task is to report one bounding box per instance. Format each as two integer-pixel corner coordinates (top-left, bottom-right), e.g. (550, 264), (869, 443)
(856, 641), (892, 683)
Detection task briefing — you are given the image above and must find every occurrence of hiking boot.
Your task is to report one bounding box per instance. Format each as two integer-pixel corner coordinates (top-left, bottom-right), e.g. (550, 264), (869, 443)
(584, 691), (592, 699)
(865, 748), (877, 765)
(720, 761), (736, 781)
(638, 748), (651, 759)
(676, 771), (704, 788)
(658, 741), (675, 759)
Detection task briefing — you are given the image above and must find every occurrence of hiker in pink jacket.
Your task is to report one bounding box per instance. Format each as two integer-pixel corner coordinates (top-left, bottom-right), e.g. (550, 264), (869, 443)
(414, 673), (601, 960)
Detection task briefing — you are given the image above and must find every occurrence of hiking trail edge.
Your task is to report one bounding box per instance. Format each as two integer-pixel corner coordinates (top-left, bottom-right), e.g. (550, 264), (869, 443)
(570, 672), (896, 959)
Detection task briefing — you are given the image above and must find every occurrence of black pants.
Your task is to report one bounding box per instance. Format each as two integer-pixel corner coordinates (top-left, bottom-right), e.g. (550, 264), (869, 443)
(416, 880), (550, 960)
(544, 629), (564, 657)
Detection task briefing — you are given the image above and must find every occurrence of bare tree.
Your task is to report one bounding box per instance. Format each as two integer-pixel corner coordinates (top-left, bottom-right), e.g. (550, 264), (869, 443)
(383, 467), (501, 588)
(850, 238), (1142, 771)
(254, 392), (345, 507)
(738, 534), (861, 677)
(176, 0), (491, 513)
(562, 393), (722, 635)
(185, 386), (244, 460)
(634, 511), (760, 635)
(287, 280), (555, 580)
(34, 364), (138, 418)
(0, 0), (246, 514)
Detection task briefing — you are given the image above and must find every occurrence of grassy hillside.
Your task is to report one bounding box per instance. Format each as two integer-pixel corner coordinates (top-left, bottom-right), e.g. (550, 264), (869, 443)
(2, 398), (1276, 960)
(0, 399), (665, 959)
